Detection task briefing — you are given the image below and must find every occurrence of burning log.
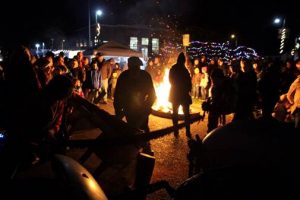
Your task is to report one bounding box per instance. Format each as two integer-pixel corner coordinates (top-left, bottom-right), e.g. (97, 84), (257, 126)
(151, 108), (201, 120)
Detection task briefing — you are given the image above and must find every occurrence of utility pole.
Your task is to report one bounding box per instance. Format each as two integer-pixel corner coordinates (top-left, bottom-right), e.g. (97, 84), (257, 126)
(88, 0), (91, 47)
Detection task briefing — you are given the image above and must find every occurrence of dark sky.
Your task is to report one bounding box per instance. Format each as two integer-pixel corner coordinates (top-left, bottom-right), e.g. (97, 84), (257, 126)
(1, 0), (299, 55)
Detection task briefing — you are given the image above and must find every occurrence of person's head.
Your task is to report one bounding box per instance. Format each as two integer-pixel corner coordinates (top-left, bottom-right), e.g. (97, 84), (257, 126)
(217, 58), (224, 66)
(91, 60), (98, 70)
(200, 55), (206, 63)
(73, 78), (81, 87)
(82, 57), (89, 66)
(177, 52), (185, 65)
(77, 51), (83, 60)
(128, 56), (143, 71)
(194, 58), (199, 66)
(148, 59), (154, 66)
(210, 59), (215, 65)
(96, 52), (104, 62)
(109, 58), (115, 65)
(70, 59), (79, 68)
(59, 51), (65, 58)
(57, 56), (65, 65)
(194, 67), (200, 74)
(45, 75), (73, 101)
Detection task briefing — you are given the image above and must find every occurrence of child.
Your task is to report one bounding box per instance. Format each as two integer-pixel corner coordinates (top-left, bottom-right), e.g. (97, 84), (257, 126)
(192, 67), (201, 98)
(73, 78), (84, 97)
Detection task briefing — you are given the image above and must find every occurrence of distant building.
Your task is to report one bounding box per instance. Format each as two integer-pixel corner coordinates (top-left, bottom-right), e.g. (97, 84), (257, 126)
(70, 24), (170, 59)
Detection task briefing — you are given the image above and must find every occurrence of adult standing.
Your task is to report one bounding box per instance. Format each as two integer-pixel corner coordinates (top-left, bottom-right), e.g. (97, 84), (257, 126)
(114, 56), (156, 133)
(169, 52), (192, 137)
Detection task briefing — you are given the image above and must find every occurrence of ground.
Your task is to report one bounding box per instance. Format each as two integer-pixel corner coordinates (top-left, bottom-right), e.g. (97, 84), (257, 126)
(12, 98), (232, 200)
(95, 98), (233, 199)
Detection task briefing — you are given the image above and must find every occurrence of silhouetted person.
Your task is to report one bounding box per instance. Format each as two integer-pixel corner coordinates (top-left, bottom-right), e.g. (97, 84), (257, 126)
(233, 59), (257, 121)
(169, 52), (192, 137)
(114, 56), (156, 133)
(207, 68), (226, 133)
(258, 60), (281, 118)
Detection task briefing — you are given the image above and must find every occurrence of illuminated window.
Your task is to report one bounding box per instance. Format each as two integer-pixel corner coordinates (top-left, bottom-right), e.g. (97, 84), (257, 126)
(152, 38), (159, 53)
(130, 37), (138, 50)
(142, 38), (149, 45)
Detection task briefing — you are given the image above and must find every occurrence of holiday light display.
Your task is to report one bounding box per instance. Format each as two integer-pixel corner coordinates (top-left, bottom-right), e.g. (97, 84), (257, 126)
(187, 41), (260, 61)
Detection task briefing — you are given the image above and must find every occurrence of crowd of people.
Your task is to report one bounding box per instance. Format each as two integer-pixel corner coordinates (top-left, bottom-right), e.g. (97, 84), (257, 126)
(1, 46), (299, 141)
(144, 53), (300, 133)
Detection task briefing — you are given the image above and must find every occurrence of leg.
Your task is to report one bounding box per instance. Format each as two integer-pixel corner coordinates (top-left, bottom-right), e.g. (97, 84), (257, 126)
(101, 78), (109, 102)
(172, 104), (179, 136)
(183, 104), (191, 138)
(207, 109), (219, 133)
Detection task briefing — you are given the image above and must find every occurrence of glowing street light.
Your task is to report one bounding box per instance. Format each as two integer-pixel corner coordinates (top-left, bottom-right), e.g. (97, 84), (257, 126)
(35, 43), (40, 54)
(230, 34), (237, 47)
(95, 9), (103, 46)
(274, 18), (281, 24)
(273, 17), (287, 54)
(96, 10), (103, 20)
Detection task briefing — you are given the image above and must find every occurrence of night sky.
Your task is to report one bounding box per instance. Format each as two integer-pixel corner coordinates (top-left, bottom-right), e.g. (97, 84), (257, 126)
(1, 0), (299, 55)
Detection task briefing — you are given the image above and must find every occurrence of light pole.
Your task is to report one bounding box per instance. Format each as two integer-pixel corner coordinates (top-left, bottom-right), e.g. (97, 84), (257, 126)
(230, 34), (237, 47)
(95, 10), (102, 46)
(42, 42), (45, 56)
(62, 39), (65, 50)
(35, 43), (40, 55)
(273, 17), (286, 54)
(51, 38), (54, 50)
(88, 0), (91, 47)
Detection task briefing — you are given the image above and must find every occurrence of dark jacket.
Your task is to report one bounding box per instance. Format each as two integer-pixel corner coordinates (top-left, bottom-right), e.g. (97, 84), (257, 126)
(169, 63), (192, 105)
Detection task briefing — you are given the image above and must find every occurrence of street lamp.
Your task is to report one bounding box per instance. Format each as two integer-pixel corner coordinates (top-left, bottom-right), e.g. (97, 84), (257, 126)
(273, 17), (286, 54)
(62, 39), (65, 50)
(230, 34), (237, 47)
(95, 9), (103, 46)
(50, 38), (54, 50)
(35, 43), (40, 55)
(96, 10), (102, 22)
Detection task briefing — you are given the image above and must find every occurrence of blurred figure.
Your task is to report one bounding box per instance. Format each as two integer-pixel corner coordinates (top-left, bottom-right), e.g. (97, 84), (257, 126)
(169, 52), (192, 138)
(110, 63), (122, 99)
(192, 67), (201, 99)
(286, 59), (300, 128)
(100, 58), (114, 104)
(114, 56), (156, 133)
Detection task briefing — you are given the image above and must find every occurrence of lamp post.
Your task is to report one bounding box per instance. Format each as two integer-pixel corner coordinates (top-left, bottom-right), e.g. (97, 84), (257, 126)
(35, 43), (40, 55)
(62, 39), (65, 50)
(230, 34), (237, 47)
(273, 17), (286, 55)
(88, 0), (91, 47)
(50, 38), (54, 50)
(95, 10), (102, 46)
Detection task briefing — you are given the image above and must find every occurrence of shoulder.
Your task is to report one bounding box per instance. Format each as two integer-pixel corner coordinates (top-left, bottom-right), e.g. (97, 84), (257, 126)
(140, 70), (152, 79)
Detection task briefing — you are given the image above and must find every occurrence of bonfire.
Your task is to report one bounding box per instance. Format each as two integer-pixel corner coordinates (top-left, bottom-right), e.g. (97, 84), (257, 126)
(152, 68), (184, 115)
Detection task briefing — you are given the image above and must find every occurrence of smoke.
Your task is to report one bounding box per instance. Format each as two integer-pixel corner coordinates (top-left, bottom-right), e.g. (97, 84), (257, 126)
(124, 0), (195, 25)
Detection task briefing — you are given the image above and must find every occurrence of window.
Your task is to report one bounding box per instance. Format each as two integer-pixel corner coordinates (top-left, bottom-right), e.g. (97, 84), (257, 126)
(152, 38), (159, 53)
(130, 37), (138, 50)
(142, 38), (149, 45)
(141, 47), (148, 61)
